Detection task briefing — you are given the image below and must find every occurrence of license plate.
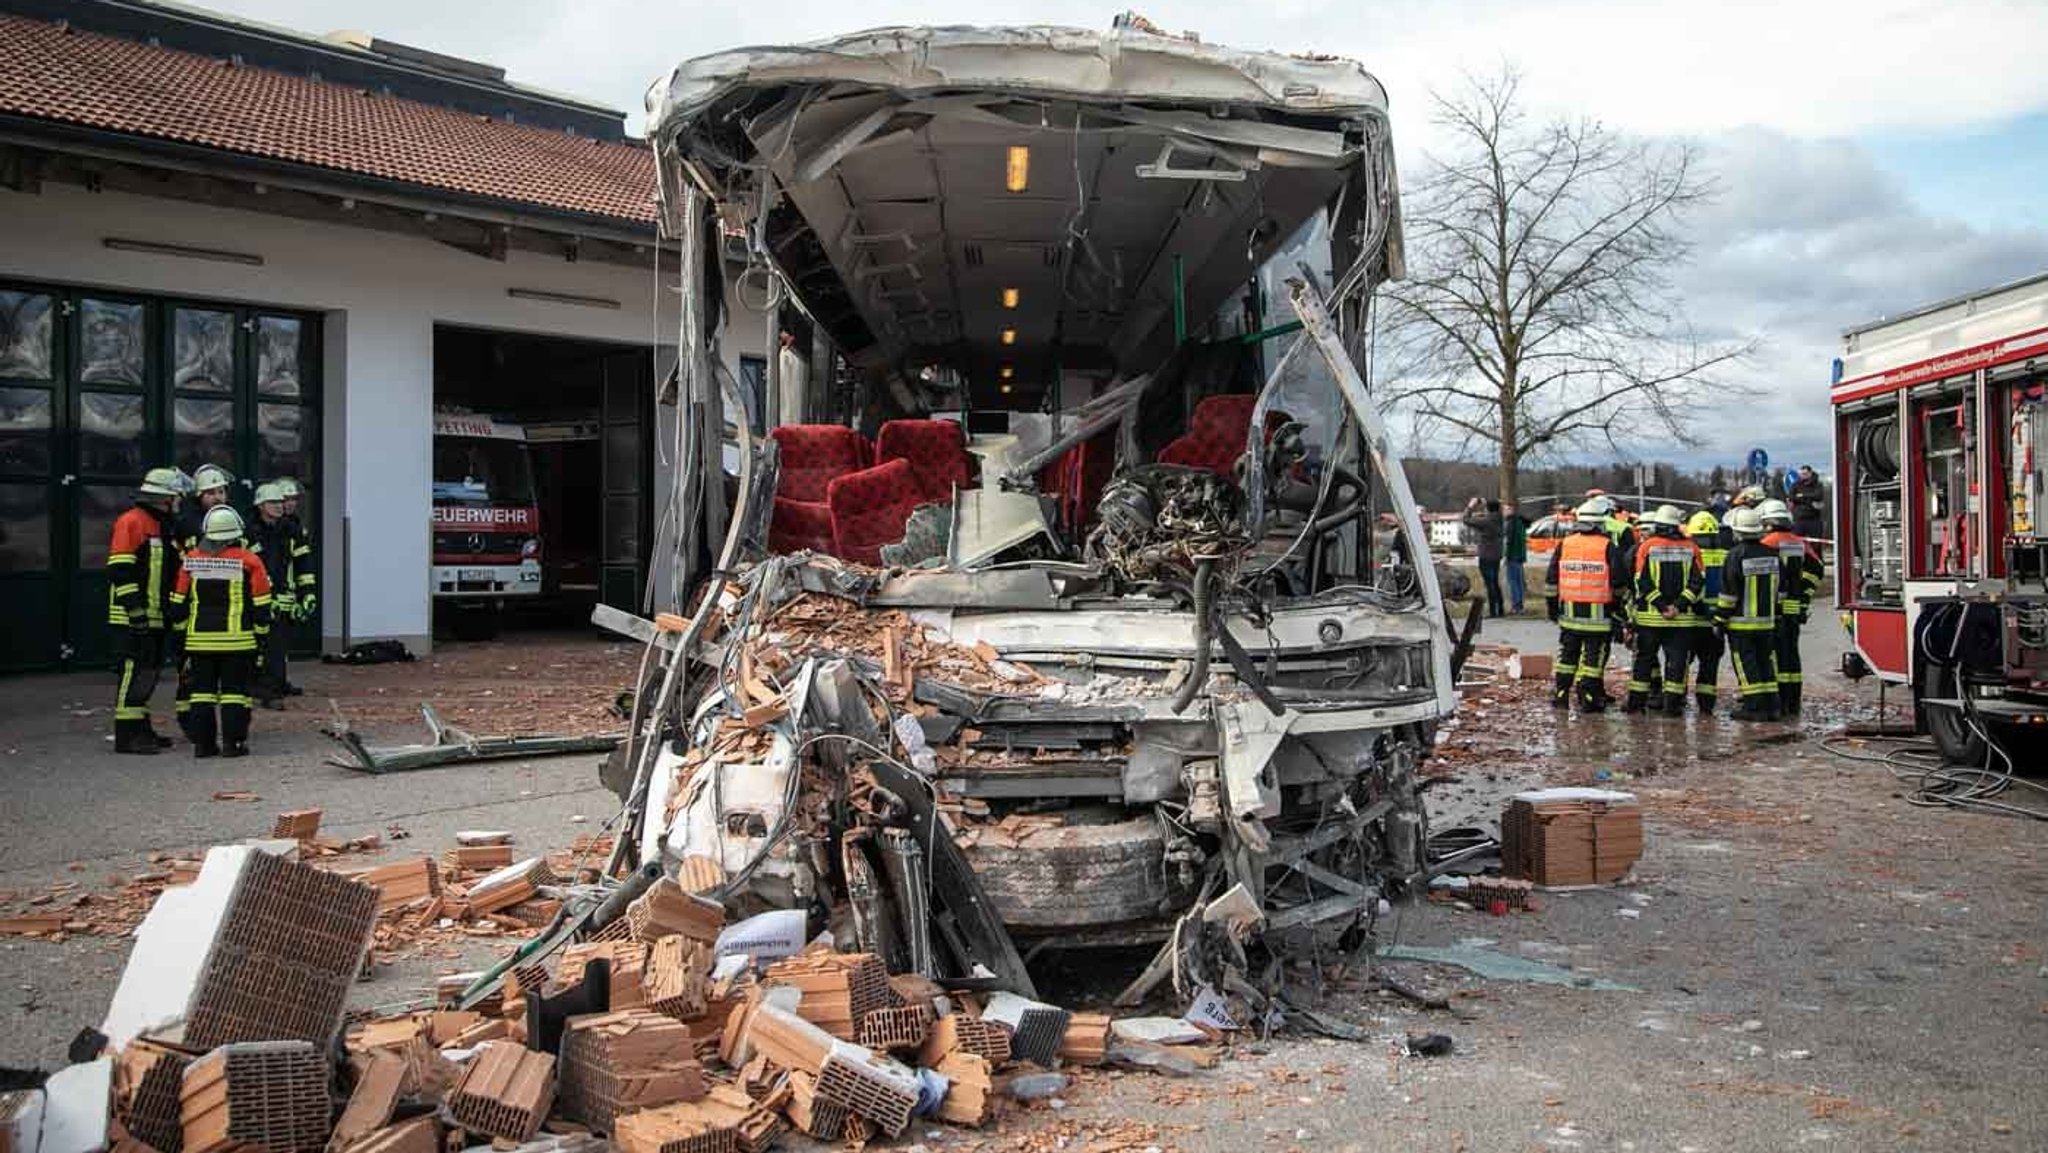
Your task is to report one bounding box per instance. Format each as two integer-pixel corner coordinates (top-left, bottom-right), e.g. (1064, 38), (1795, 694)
(458, 568), (491, 582)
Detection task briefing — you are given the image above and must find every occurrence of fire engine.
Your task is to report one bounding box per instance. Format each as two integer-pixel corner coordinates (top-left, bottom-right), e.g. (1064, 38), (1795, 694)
(432, 410), (543, 638)
(1833, 271), (2048, 764)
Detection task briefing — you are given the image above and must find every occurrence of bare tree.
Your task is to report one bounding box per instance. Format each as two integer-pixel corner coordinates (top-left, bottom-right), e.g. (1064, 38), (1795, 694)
(1379, 69), (1750, 509)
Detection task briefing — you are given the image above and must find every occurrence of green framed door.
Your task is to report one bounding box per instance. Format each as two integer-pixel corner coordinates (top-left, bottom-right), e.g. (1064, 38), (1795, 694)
(0, 281), (320, 672)
(67, 293), (156, 669)
(0, 288), (65, 669)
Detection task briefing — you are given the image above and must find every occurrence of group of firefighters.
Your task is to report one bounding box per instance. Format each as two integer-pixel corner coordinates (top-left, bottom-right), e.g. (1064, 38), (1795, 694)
(107, 464), (316, 757)
(1544, 486), (1823, 722)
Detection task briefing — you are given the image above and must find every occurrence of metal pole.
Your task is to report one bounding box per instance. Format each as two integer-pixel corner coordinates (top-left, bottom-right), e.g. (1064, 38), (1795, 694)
(1172, 254), (1187, 346)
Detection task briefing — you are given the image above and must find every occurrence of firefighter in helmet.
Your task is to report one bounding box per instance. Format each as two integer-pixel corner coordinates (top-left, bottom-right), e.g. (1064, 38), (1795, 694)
(1625, 505), (1703, 715)
(167, 506), (272, 758)
(1758, 498), (1824, 715)
(1684, 509), (1729, 714)
(1546, 498), (1629, 713)
(107, 467), (186, 754)
(1715, 507), (1789, 721)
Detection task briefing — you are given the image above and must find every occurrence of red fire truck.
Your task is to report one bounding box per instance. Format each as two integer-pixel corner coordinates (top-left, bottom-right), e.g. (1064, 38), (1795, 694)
(1833, 271), (2048, 763)
(432, 410), (543, 638)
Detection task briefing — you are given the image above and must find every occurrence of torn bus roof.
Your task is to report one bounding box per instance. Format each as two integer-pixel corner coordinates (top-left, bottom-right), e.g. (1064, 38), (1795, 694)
(646, 24), (1392, 136)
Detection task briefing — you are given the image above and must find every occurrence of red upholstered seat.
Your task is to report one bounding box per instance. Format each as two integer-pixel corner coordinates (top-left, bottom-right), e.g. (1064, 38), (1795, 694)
(771, 424), (868, 501)
(1040, 431), (1116, 534)
(875, 419), (973, 504)
(827, 458), (925, 565)
(769, 495), (838, 554)
(770, 424), (868, 555)
(1156, 393), (1258, 477)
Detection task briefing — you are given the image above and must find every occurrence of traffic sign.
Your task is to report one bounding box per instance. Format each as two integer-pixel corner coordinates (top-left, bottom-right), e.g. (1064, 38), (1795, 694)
(1747, 447), (1769, 474)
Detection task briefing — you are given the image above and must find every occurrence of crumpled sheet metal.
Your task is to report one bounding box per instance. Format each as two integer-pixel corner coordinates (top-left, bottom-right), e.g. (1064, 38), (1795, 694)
(648, 24), (1390, 134)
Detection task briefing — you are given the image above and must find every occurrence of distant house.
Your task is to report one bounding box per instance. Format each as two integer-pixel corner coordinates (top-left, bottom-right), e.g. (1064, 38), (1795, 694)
(1421, 513), (1466, 551)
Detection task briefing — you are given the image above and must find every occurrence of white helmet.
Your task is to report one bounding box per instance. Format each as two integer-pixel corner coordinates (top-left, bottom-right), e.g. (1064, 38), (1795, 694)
(1733, 485), (1767, 508)
(1727, 507), (1765, 540)
(275, 477), (303, 499)
(138, 467), (183, 498)
(193, 464), (234, 495)
(1757, 498), (1792, 526)
(254, 481), (287, 506)
(1651, 504), (1685, 528)
(1575, 497), (1612, 520)
(202, 506), (246, 543)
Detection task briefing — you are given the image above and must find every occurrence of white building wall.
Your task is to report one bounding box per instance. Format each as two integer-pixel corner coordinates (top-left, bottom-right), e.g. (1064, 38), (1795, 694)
(1, 183), (688, 651)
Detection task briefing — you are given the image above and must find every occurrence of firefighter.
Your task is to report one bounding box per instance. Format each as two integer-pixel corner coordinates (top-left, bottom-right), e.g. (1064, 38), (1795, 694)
(1758, 498), (1824, 715)
(171, 464), (237, 738)
(1546, 498), (1629, 713)
(167, 506), (272, 758)
(176, 464), (238, 549)
(1715, 507), (1787, 722)
(276, 477), (316, 696)
(1684, 509), (1729, 715)
(1625, 505), (1703, 716)
(1731, 484), (1767, 511)
(250, 483), (296, 707)
(108, 468), (186, 755)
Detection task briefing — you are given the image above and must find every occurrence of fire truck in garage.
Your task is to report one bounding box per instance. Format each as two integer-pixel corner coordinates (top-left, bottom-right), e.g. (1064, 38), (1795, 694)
(1833, 272), (2048, 763)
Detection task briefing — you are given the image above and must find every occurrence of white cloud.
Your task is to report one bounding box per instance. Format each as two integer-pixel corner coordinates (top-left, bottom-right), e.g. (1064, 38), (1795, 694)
(1673, 127), (2048, 471)
(201, 0), (2048, 140)
(185, 0), (2048, 475)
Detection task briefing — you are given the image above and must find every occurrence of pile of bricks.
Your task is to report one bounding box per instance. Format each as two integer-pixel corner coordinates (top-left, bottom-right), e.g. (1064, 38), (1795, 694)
(761, 952), (892, 1039)
(558, 1011), (706, 1134)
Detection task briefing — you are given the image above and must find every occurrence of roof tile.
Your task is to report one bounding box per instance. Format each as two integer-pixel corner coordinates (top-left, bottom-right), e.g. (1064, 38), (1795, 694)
(0, 14), (655, 225)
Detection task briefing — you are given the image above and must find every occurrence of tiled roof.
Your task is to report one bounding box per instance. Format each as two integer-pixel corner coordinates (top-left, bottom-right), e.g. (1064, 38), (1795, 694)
(0, 13), (656, 226)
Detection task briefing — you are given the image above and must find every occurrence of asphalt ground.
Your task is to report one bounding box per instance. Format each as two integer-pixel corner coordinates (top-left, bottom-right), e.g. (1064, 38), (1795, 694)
(2, 617), (2043, 1151)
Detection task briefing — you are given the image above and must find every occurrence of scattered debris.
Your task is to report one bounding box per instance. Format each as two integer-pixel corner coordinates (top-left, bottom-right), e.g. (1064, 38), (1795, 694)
(323, 703), (620, 774)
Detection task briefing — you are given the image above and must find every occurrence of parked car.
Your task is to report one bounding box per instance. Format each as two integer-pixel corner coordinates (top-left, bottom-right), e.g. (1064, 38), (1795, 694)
(1526, 513), (1576, 555)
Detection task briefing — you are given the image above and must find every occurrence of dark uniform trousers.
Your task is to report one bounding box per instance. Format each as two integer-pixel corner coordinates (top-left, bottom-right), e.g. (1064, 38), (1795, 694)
(114, 629), (168, 723)
(1727, 627), (1780, 714)
(185, 652), (254, 749)
(1555, 629), (1613, 710)
(1629, 625), (1692, 714)
(1687, 626), (1723, 713)
(1772, 618), (1804, 714)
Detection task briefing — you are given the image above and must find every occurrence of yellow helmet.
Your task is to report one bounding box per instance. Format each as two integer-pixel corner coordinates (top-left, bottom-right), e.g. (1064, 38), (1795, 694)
(1685, 510), (1721, 537)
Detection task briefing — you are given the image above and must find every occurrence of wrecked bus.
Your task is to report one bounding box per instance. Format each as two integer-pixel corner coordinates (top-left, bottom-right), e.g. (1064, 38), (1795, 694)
(607, 23), (1456, 993)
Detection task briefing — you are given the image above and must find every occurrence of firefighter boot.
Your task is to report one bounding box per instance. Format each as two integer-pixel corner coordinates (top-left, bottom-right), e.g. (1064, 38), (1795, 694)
(1781, 682), (1802, 716)
(1623, 690), (1647, 714)
(1552, 672), (1573, 709)
(114, 719), (160, 756)
(1695, 690), (1716, 717)
(1646, 688), (1666, 712)
(1661, 690), (1687, 718)
(1578, 680), (1608, 715)
(144, 719), (175, 748)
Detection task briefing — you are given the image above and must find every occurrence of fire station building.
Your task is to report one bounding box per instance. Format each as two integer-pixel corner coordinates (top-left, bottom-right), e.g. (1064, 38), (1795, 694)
(0, 0), (793, 669)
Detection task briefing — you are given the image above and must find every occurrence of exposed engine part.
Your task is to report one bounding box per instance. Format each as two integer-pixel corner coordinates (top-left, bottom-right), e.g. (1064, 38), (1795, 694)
(1087, 464), (1251, 586)
(879, 828), (936, 979)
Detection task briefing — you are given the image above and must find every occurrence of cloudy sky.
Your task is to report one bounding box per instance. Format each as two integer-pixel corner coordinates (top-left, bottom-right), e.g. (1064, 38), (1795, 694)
(203, 0), (2048, 475)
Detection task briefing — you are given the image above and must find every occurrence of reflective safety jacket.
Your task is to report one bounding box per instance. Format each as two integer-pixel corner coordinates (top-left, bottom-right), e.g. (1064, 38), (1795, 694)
(285, 515), (317, 603)
(1715, 540), (1787, 632)
(250, 516), (299, 613)
(1632, 530), (1704, 627)
(168, 546), (273, 653)
(1547, 529), (1628, 633)
(1692, 529), (1730, 606)
(107, 504), (180, 629)
(1761, 529), (1824, 615)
